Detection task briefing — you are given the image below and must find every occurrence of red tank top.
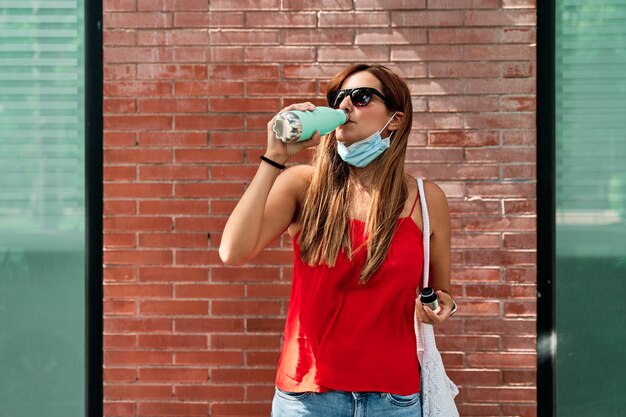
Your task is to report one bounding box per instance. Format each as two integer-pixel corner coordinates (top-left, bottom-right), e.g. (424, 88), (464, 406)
(275, 194), (423, 395)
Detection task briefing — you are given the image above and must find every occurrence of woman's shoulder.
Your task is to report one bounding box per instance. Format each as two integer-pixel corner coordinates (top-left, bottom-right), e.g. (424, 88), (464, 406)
(405, 175), (449, 208)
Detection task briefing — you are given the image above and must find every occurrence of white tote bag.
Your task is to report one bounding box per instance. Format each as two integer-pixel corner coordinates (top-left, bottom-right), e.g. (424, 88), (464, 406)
(415, 178), (460, 417)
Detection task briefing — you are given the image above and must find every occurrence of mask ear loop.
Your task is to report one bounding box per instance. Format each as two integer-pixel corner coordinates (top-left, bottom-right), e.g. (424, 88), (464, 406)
(379, 111), (398, 139)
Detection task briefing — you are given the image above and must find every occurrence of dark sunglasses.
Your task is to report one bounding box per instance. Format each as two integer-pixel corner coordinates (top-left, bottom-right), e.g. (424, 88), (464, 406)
(326, 87), (387, 109)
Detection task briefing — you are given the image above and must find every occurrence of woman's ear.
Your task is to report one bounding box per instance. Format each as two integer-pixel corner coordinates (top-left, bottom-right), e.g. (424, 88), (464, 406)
(388, 111), (405, 131)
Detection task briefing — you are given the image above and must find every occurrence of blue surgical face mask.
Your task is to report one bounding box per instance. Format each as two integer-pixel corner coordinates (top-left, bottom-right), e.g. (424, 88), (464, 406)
(336, 112), (397, 168)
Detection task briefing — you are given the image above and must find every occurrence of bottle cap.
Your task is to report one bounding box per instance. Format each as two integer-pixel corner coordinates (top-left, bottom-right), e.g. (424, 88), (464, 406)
(420, 287), (438, 304)
(272, 112), (302, 142)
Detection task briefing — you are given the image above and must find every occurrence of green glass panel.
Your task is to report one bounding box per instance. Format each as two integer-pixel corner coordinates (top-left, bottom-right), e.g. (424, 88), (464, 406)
(0, 2), (85, 416)
(555, 1), (626, 416)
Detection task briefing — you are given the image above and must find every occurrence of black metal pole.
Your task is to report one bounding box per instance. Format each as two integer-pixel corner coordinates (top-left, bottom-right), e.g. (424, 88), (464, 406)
(536, 1), (556, 416)
(84, 0), (103, 415)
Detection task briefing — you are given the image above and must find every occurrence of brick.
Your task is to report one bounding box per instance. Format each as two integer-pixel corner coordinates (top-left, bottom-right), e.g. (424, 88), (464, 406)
(104, 368), (137, 382)
(140, 300), (208, 315)
(105, 148), (172, 163)
(104, 64), (137, 80)
(429, 96), (500, 113)
(174, 385), (244, 401)
(247, 12), (317, 28)
(105, 350), (173, 365)
(103, 250), (172, 265)
(465, 10), (536, 26)
(355, 28), (427, 45)
(104, 300), (136, 315)
(211, 98), (279, 113)
(246, 80), (317, 96)
(104, 318), (173, 333)
(207, 46), (245, 63)
(140, 267), (208, 282)
(175, 351), (243, 366)
(283, 0), (353, 10)
(105, 384), (172, 400)
(175, 284), (245, 299)
(104, 232), (136, 248)
(247, 318), (287, 333)
(137, 29), (208, 45)
(447, 369), (501, 386)
(105, 283), (173, 299)
(428, 62), (500, 78)
(394, 45), (464, 61)
(211, 300), (282, 316)
(104, 30), (137, 46)
(285, 29), (355, 45)
(464, 386), (536, 403)
(104, 98), (137, 113)
(174, 318), (245, 333)
(138, 0), (208, 11)
(505, 301), (536, 317)
(104, 266), (137, 282)
(105, 47), (173, 63)
(103, 401), (136, 417)
(105, 12), (172, 29)
(175, 115), (244, 130)
(139, 200), (208, 215)
(139, 233), (208, 248)
(104, 216), (173, 231)
(105, 115), (173, 130)
(429, 130), (499, 147)
(105, 131), (137, 146)
(138, 335), (207, 350)
(137, 64), (207, 80)
(429, 0), (500, 8)
(503, 27), (536, 43)
(138, 402), (209, 417)
(139, 165), (209, 181)
(208, 0), (280, 10)
(104, 0), (137, 12)
(104, 335), (137, 350)
(209, 30), (279, 45)
(503, 61), (536, 78)
(208, 64), (279, 80)
(104, 183), (173, 198)
(429, 28), (500, 44)
(104, 166), (137, 181)
(173, 12), (244, 28)
(210, 368), (277, 383)
(391, 10), (464, 27)
(139, 131), (207, 146)
(355, 0), (426, 9)
(140, 367), (208, 381)
(319, 11), (389, 27)
(466, 44), (535, 61)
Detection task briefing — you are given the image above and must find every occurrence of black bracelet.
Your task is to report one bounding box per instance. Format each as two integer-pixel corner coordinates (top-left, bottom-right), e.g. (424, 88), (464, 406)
(260, 155), (286, 170)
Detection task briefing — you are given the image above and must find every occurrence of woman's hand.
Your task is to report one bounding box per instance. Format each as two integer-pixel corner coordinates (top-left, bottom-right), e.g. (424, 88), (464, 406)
(415, 290), (457, 325)
(265, 102), (322, 164)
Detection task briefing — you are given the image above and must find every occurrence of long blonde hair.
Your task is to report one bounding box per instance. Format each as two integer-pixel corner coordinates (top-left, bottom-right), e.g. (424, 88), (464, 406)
(297, 64), (413, 284)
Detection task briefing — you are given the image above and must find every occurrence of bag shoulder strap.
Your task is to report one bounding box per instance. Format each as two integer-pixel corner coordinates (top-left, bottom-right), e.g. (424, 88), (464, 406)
(417, 178), (430, 290)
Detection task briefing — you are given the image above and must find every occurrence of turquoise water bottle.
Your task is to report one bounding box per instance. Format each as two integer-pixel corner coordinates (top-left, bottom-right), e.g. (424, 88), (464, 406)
(272, 106), (349, 143)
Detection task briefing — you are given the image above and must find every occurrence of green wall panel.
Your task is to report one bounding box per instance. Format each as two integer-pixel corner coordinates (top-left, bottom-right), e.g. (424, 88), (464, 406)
(556, 1), (626, 416)
(0, 1), (85, 416)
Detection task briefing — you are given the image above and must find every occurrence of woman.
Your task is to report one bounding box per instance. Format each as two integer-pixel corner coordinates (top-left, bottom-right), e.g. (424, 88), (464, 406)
(219, 64), (457, 416)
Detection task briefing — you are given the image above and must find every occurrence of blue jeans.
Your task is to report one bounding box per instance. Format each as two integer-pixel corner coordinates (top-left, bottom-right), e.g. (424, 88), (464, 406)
(271, 388), (422, 417)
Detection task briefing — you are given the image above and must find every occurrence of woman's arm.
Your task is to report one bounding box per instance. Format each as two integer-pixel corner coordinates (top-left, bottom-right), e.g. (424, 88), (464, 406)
(415, 180), (456, 325)
(219, 103), (319, 266)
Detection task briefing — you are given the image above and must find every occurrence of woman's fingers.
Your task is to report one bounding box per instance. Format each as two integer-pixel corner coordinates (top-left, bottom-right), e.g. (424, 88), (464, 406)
(281, 102), (316, 113)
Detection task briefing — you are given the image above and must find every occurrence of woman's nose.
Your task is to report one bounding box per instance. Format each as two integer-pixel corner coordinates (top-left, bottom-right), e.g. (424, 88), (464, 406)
(338, 95), (353, 112)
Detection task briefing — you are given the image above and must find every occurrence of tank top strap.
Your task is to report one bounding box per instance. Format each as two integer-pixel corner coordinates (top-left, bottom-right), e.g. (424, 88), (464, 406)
(407, 187), (420, 217)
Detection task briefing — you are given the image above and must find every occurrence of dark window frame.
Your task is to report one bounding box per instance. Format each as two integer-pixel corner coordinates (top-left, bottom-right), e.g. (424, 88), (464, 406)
(85, 0), (103, 416)
(537, 1), (556, 416)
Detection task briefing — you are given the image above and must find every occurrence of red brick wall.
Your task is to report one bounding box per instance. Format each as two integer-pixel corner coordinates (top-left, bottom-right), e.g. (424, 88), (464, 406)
(103, 1), (537, 416)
